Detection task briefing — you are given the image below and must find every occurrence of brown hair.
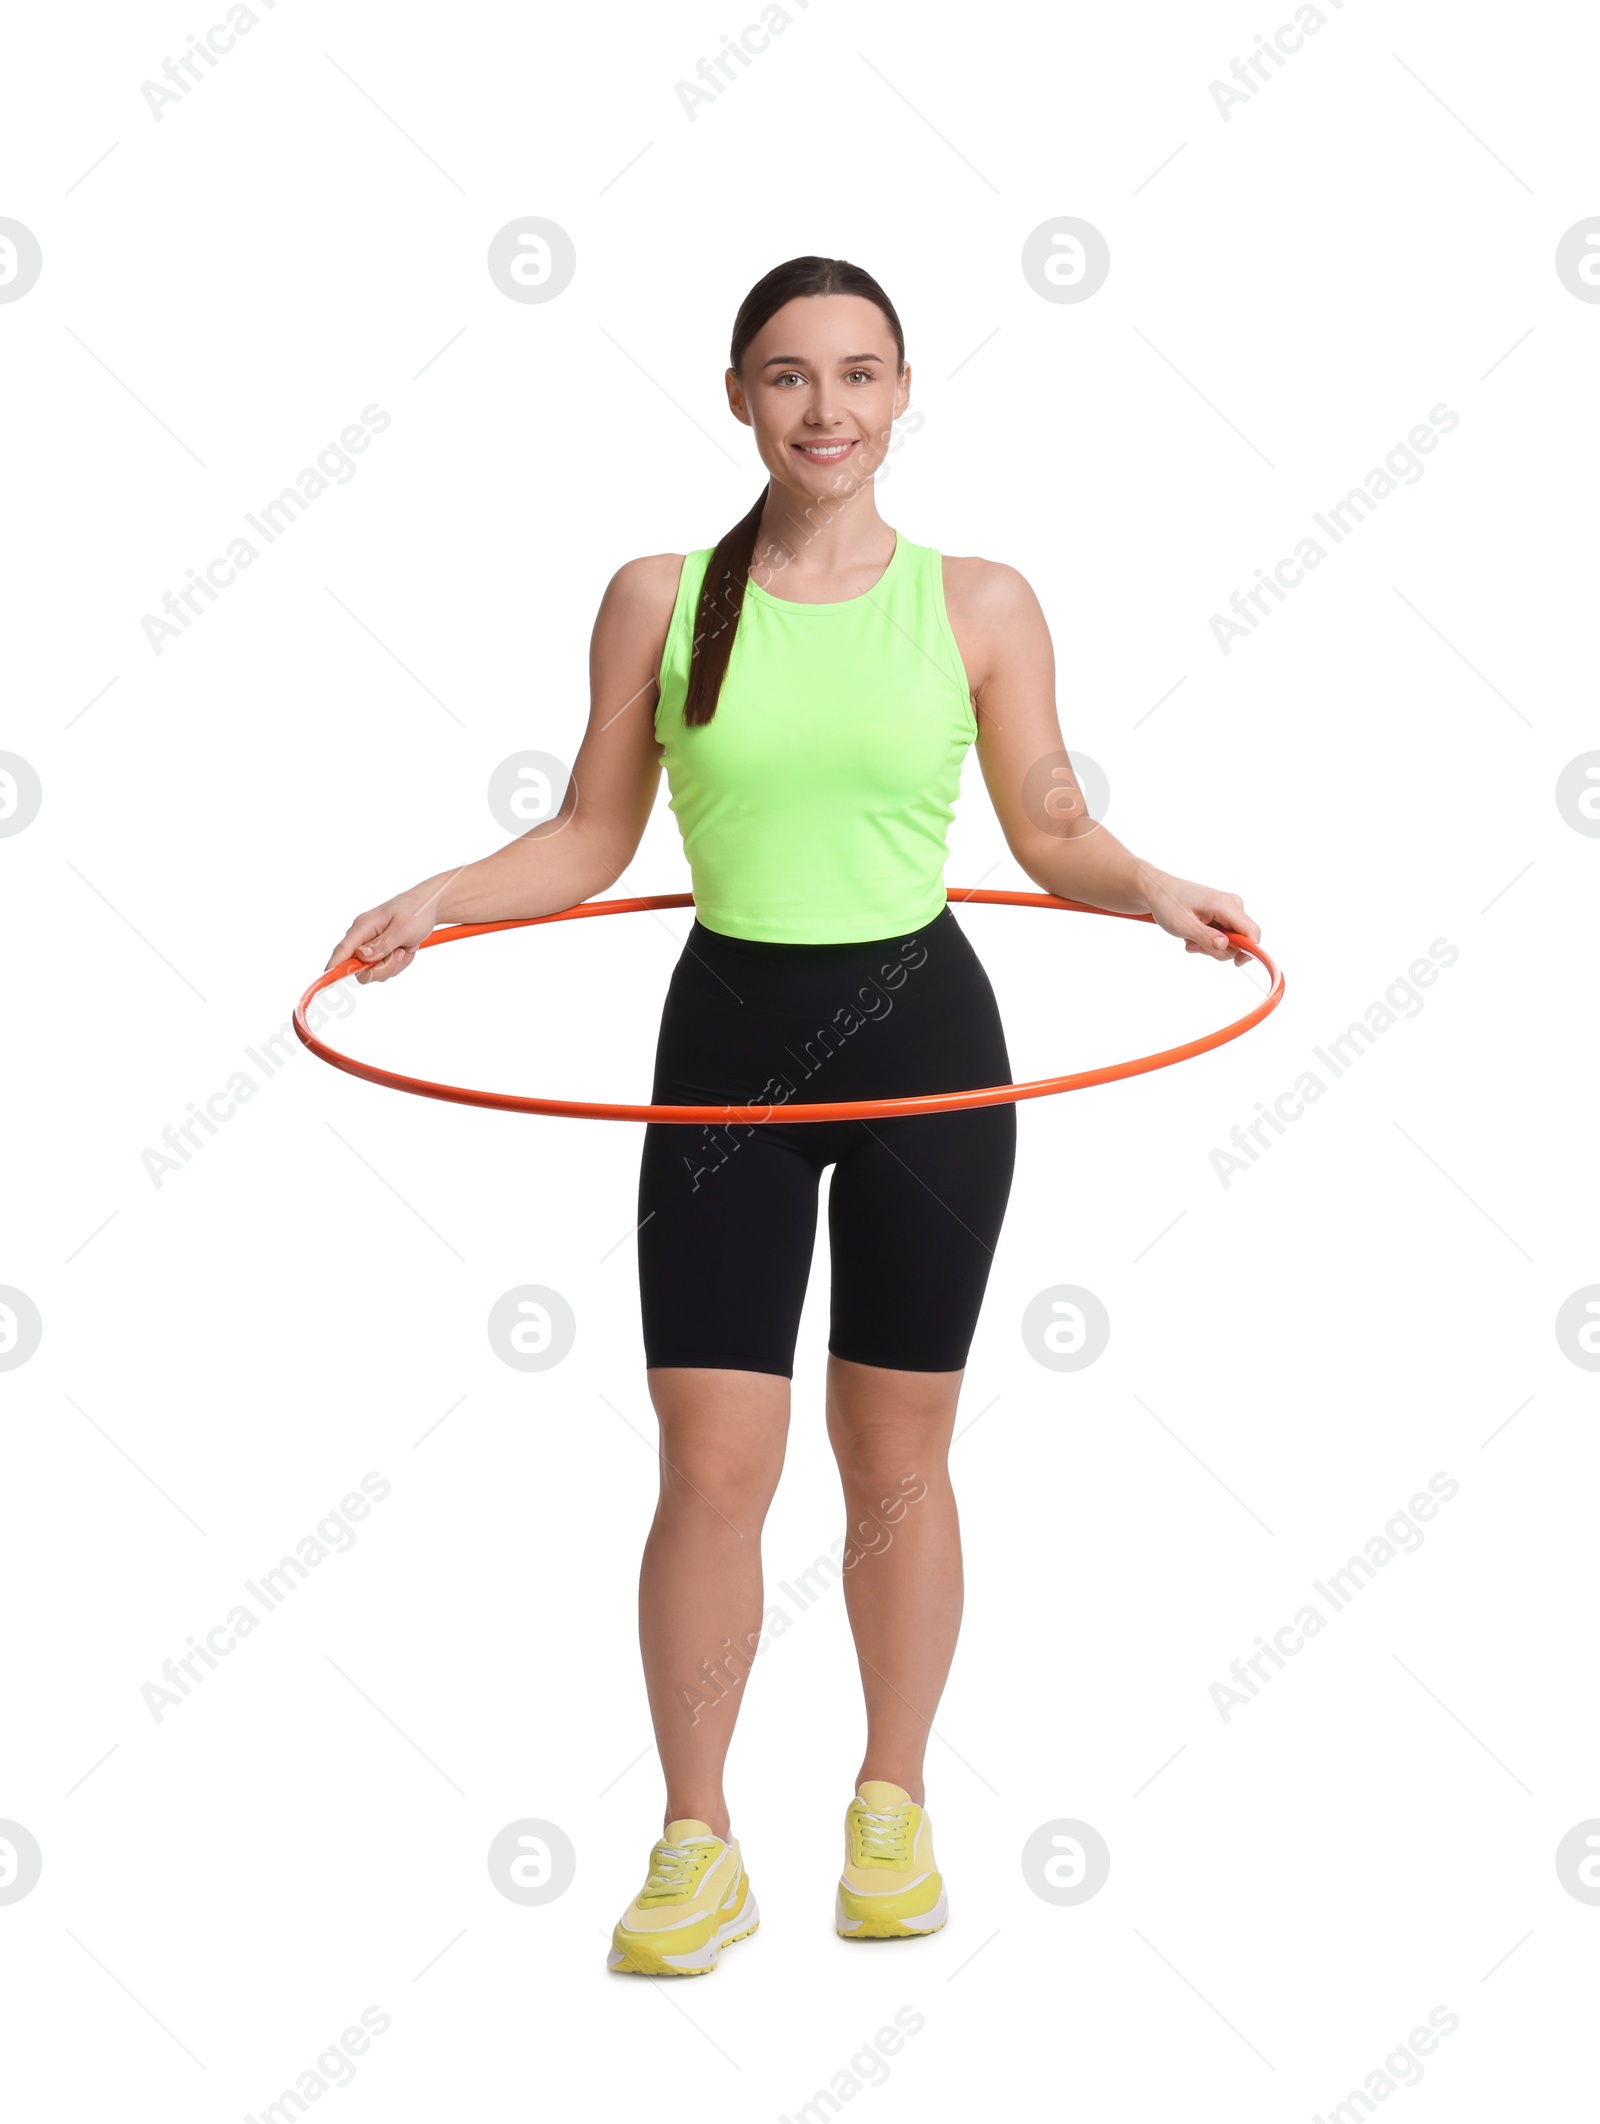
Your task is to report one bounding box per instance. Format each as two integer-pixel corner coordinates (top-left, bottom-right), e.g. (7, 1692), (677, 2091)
(680, 255), (906, 727)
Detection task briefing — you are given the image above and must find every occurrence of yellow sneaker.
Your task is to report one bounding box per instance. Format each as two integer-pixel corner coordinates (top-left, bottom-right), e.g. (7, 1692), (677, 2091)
(835, 1780), (948, 1939)
(608, 1821), (759, 1976)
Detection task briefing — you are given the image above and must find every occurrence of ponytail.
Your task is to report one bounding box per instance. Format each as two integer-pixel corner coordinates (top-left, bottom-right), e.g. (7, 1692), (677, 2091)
(681, 485), (769, 728)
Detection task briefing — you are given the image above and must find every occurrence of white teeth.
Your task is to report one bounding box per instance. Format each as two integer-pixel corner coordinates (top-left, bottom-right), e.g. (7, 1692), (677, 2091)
(799, 443), (852, 457)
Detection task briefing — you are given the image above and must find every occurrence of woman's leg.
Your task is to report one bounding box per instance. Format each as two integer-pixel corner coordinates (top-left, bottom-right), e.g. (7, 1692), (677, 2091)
(823, 1079), (1016, 1800)
(825, 1356), (965, 1803)
(639, 1366), (792, 1838)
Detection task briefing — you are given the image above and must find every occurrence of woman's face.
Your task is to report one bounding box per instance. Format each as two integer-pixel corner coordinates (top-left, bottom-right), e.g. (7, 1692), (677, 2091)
(727, 293), (910, 503)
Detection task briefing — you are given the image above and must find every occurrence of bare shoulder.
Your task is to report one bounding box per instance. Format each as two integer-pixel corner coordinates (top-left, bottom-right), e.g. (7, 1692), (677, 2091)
(940, 559), (1049, 703)
(940, 554), (1044, 629)
(593, 552), (685, 666)
(603, 551), (686, 617)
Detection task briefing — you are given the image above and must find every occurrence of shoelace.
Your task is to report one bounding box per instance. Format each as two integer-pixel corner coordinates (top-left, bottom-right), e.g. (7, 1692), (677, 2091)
(852, 1804), (912, 1866)
(640, 1838), (711, 1902)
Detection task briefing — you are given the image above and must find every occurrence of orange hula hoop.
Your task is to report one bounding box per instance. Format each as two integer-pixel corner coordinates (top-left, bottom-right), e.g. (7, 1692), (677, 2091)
(293, 889), (1283, 1125)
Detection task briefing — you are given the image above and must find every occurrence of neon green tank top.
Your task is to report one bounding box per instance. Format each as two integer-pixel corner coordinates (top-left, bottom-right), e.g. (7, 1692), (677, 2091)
(653, 531), (978, 943)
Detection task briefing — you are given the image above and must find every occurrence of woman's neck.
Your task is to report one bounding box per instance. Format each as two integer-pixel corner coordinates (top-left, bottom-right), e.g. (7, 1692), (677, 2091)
(750, 478), (893, 590)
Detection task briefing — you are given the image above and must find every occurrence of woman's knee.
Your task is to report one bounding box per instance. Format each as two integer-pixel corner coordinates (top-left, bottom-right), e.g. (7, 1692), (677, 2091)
(658, 1440), (781, 1528)
(826, 1379), (956, 1501)
(649, 1371), (789, 1526)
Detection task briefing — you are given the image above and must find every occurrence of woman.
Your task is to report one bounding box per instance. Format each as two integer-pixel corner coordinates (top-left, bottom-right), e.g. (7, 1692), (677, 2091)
(325, 255), (1259, 1976)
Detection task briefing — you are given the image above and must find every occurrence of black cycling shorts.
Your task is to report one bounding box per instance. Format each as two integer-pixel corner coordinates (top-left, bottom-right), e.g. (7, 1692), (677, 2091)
(637, 907), (1016, 1377)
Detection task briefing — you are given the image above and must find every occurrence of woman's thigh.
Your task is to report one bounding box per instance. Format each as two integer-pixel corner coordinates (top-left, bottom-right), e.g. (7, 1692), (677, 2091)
(638, 1121), (824, 1379)
(826, 1105), (1016, 1373)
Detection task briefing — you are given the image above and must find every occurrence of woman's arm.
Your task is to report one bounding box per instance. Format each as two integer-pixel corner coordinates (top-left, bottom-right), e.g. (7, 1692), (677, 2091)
(324, 554), (682, 981)
(943, 557), (1261, 966)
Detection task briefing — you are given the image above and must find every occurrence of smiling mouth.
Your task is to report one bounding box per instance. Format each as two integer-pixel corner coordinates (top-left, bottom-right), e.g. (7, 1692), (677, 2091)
(793, 439), (859, 461)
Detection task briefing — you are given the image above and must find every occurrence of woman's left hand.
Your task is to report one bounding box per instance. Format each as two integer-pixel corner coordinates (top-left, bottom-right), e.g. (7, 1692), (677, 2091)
(1140, 868), (1261, 968)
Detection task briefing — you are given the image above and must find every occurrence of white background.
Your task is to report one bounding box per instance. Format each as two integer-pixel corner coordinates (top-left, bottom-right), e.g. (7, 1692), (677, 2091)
(3, 1), (1597, 2117)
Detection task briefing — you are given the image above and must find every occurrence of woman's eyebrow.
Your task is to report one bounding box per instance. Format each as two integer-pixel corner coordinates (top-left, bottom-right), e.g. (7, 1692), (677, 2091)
(759, 351), (886, 368)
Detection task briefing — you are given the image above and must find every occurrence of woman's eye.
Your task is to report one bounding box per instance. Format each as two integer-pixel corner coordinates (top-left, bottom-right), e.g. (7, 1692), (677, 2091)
(774, 369), (877, 385)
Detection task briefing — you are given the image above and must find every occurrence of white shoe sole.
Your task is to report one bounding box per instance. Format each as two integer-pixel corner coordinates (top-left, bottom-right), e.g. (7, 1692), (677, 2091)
(608, 1892), (761, 1975)
(835, 1886), (949, 1938)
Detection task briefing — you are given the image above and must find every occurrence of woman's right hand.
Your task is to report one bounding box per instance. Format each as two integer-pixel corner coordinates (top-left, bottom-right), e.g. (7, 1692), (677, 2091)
(324, 880), (444, 984)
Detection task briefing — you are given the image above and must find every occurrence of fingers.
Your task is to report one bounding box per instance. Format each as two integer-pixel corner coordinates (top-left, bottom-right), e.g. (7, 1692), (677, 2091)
(1208, 896), (1260, 969)
(325, 898), (431, 988)
(1181, 923), (1234, 960)
(1185, 931), (1257, 968)
(1220, 898), (1261, 945)
(1156, 886), (1231, 961)
(1195, 892), (1256, 942)
(354, 944), (417, 985)
(1173, 886), (1260, 967)
(353, 925), (394, 967)
(325, 911), (387, 974)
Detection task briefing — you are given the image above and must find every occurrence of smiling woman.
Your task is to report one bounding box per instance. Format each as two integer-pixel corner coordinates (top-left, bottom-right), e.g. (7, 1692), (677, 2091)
(681, 263), (914, 724)
(318, 250), (1263, 1979)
